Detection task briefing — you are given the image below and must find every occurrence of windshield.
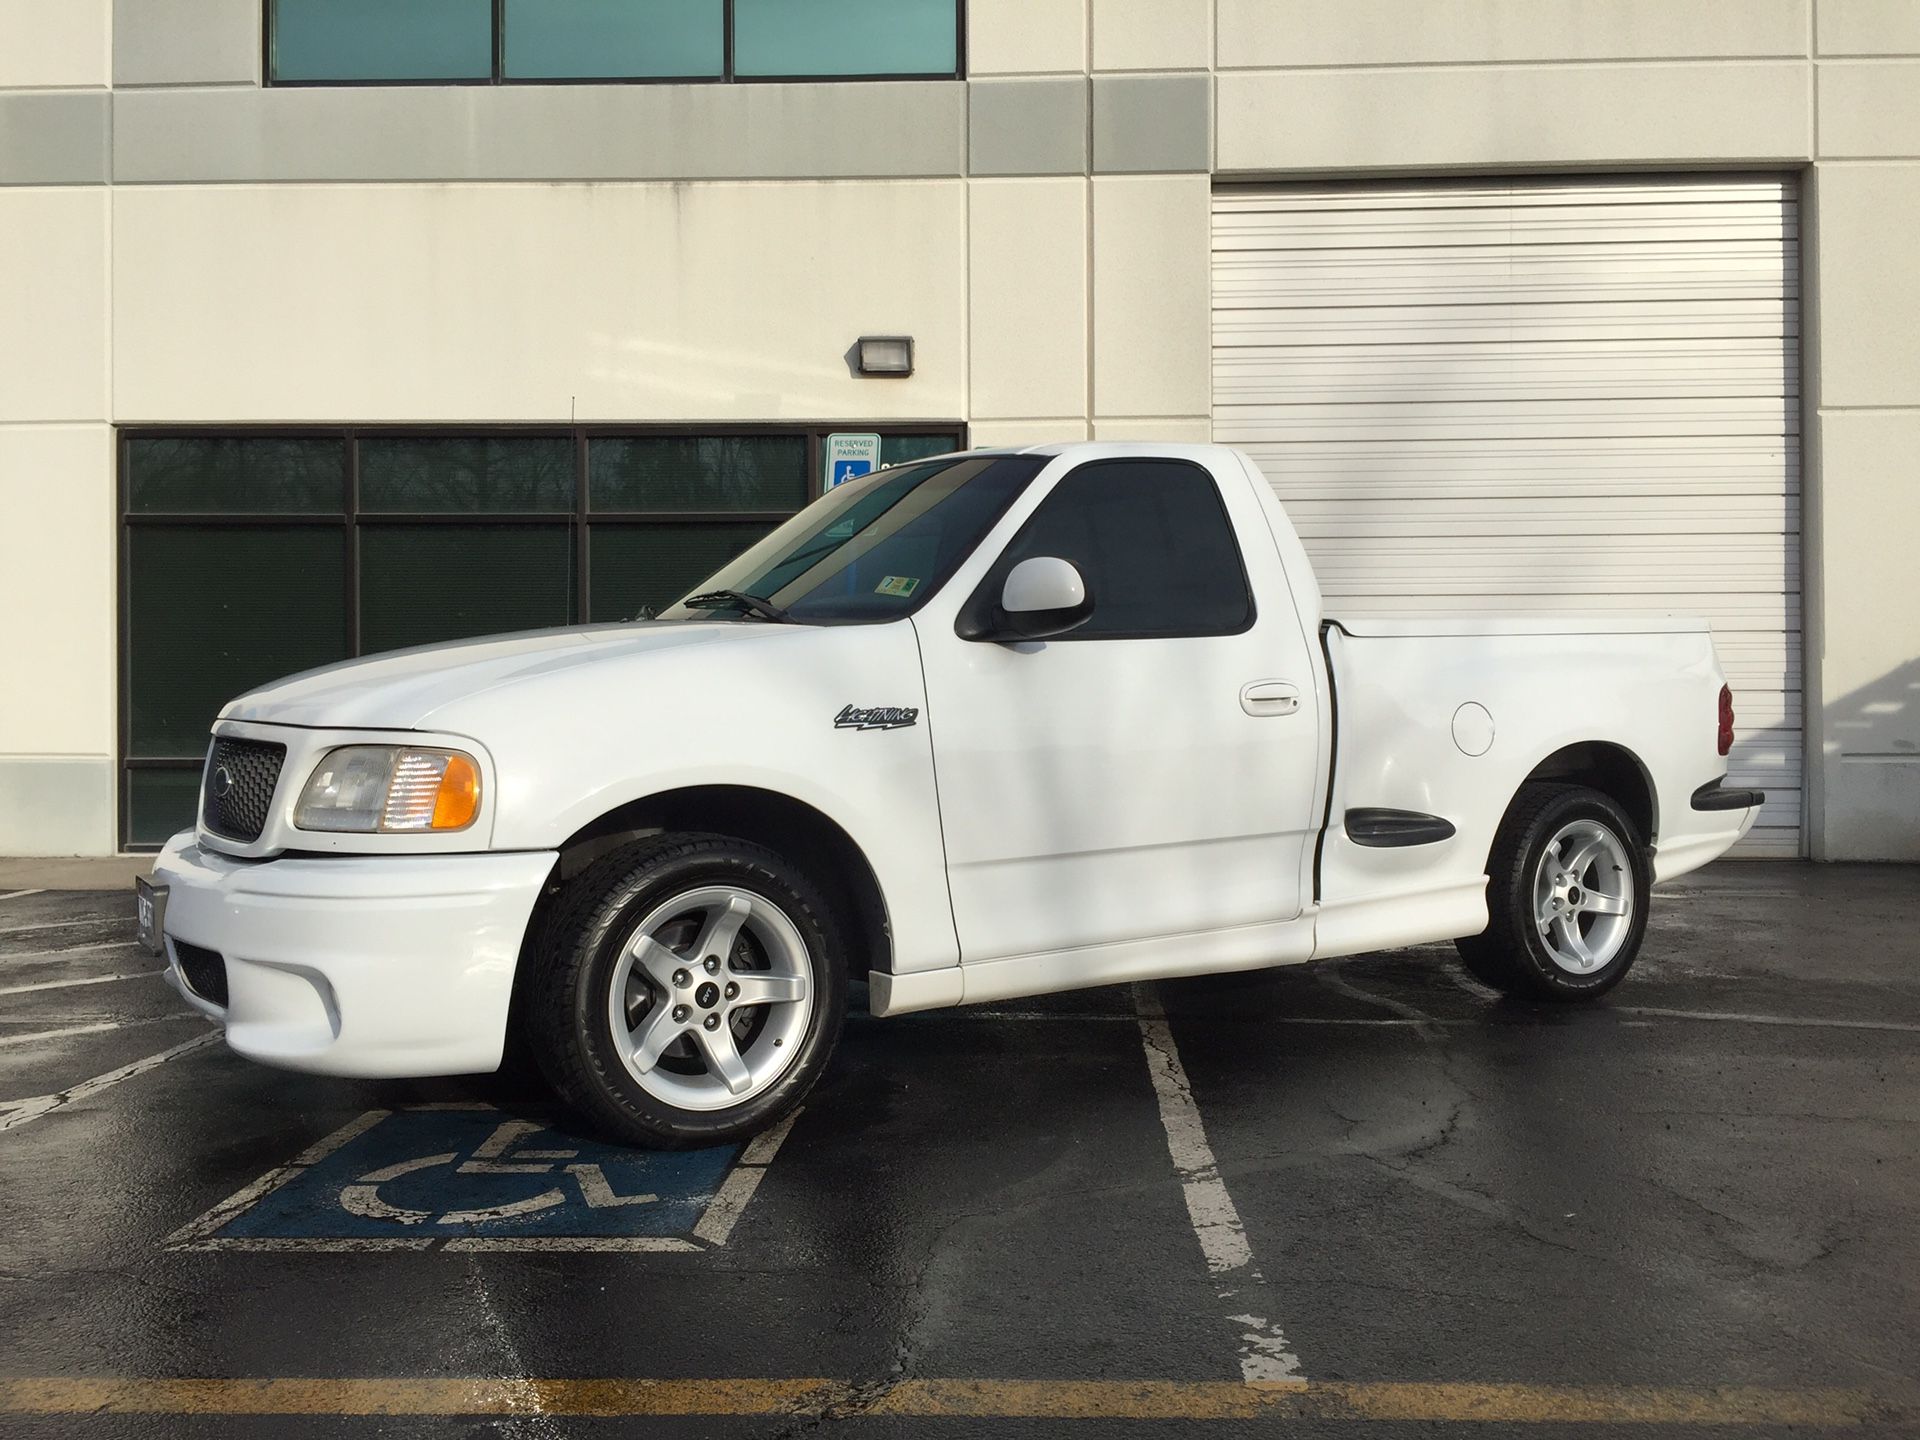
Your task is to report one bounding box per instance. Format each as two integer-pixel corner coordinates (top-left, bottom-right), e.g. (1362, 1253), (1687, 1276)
(657, 453), (1048, 624)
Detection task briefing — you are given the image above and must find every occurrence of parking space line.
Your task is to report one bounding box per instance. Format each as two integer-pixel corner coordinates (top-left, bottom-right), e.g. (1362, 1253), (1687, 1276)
(0, 969), (154, 997)
(0, 940), (140, 963)
(442, 1237), (702, 1252)
(1132, 983), (1303, 1383)
(0, 917), (117, 937)
(692, 1108), (801, 1246)
(0, 1376), (1891, 1424)
(0, 889), (46, 903)
(164, 1110), (394, 1248)
(0, 1031), (218, 1134)
(0, 1023), (121, 1048)
(1618, 1006), (1920, 1034)
(168, 1105), (790, 1251)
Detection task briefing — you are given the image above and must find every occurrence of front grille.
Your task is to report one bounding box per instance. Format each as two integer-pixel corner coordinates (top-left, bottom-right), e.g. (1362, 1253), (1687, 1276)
(173, 940), (229, 1007)
(201, 736), (287, 842)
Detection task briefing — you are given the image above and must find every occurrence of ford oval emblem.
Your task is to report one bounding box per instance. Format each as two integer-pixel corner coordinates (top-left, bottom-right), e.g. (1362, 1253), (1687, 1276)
(208, 765), (235, 800)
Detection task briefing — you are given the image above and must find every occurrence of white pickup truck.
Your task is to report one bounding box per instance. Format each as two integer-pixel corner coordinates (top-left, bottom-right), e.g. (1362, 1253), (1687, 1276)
(144, 443), (1761, 1146)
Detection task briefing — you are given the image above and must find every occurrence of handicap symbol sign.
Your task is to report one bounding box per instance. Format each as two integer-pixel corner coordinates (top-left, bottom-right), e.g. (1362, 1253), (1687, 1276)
(831, 457), (875, 488)
(164, 1105), (796, 1252)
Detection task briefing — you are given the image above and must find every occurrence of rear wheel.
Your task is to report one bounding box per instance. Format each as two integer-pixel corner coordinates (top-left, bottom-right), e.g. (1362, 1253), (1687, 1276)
(1455, 782), (1650, 1001)
(528, 834), (847, 1147)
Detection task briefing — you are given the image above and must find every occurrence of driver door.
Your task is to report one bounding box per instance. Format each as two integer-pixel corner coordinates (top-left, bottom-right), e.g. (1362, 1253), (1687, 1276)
(914, 455), (1322, 964)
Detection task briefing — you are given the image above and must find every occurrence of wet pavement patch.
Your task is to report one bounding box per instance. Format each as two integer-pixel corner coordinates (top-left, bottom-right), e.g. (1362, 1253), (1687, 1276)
(165, 1104), (789, 1252)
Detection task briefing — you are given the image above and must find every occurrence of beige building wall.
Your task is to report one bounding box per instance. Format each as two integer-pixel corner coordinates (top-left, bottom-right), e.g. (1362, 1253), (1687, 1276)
(0, 0), (1914, 857)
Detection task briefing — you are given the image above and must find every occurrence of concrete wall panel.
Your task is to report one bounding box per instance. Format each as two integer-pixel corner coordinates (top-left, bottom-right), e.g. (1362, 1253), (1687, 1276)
(969, 78), (1087, 176)
(968, 419), (1090, 446)
(0, 90), (109, 183)
(1813, 164), (1920, 407)
(0, 0), (109, 88)
(1818, 61), (1920, 157)
(1091, 174), (1209, 416)
(1092, 0), (1210, 72)
(112, 0), (258, 87)
(1815, 408), (1920, 861)
(113, 182), (965, 423)
(0, 426), (115, 759)
(1217, 62), (1810, 174)
(1817, 0), (1920, 55)
(1092, 73), (1209, 173)
(116, 82), (968, 183)
(0, 758), (115, 856)
(968, 0), (1085, 75)
(969, 177), (1088, 419)
(1219, 0), (1808, 68)
(0, 188), (107, 420)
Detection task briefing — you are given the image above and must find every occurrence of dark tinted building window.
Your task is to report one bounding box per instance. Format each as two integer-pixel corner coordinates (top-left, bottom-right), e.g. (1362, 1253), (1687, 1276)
(119, 426), (961, 846)
(270, 0), (961, 83)
(998, 461), (1253, 639)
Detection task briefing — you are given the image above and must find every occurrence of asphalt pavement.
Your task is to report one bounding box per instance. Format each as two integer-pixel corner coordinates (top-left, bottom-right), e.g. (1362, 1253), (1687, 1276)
(0, 862), (1915, 1436)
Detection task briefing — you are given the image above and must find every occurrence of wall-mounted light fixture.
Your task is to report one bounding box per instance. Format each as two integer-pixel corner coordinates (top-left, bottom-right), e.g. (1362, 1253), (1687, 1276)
(855, 335), (914, 377)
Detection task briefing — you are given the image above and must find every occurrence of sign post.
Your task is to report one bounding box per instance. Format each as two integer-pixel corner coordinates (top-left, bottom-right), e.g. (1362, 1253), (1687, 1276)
(823, 433), (882, 490)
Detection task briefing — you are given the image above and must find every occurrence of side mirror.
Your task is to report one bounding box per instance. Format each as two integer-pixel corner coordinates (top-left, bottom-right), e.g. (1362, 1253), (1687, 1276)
(995, 556), (1093, 640)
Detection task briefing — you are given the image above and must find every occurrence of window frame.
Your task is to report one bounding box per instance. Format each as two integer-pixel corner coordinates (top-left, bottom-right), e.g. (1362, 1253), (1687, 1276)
(959, 457), (1259, 644)
(263, 0), (968, 87)
(118, 421), (964, 849)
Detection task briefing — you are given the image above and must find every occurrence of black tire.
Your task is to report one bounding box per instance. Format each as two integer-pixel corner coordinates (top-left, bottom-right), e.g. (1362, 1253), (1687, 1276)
(1454, 782), (1651, 1002)
(526, 833), (848, 1148)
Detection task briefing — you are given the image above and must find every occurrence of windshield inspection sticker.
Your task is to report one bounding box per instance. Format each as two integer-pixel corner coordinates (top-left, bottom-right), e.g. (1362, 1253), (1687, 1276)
(874, 575), (920, 597)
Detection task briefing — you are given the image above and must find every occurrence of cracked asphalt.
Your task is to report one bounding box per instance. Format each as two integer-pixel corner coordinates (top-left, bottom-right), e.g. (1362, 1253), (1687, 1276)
(1, 861), (1916, 1435)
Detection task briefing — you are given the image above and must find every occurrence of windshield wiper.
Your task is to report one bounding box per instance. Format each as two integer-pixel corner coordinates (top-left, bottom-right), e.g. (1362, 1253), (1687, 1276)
(682, 589), (793, 623)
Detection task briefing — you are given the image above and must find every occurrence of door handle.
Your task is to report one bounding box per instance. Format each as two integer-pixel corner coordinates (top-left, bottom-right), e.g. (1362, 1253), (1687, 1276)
(1241, 680), (1301, 717)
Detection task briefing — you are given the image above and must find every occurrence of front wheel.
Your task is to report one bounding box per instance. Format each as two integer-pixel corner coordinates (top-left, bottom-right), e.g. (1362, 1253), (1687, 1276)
(1455, 782), (1651, 1001)
(527, 834), (847, 1147)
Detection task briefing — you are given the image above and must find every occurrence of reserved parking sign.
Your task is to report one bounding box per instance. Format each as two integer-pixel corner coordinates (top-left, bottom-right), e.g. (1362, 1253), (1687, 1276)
(824, 433), (881, 489)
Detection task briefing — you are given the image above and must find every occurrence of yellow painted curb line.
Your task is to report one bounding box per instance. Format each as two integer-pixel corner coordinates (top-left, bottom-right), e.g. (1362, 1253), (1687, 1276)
(0, 1377), (1900, 1424)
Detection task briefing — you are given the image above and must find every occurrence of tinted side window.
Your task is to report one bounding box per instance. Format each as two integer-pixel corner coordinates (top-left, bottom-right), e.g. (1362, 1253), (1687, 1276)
(999, 461), (1253, 638)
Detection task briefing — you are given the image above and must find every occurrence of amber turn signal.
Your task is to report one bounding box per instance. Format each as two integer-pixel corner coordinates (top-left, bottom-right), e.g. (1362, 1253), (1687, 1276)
(431, 753), (481, 831)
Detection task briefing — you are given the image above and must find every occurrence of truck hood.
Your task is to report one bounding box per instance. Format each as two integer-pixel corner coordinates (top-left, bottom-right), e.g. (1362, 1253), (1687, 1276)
(220, 622), (781, 731)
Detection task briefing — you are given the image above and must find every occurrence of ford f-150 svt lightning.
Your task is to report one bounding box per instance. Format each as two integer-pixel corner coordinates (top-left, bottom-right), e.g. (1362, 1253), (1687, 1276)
(143, 443), (1762, 1145)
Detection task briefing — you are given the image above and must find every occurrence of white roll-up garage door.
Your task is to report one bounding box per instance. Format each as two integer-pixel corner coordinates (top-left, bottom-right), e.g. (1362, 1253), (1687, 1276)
(1212, 177), (1801, 857)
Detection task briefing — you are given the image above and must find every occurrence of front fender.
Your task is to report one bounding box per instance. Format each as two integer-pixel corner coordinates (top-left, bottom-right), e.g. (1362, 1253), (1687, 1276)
(419, 621), (960, 976)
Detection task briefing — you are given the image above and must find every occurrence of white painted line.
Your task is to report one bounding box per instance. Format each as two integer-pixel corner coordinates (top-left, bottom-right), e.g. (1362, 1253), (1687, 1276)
(0, 1031), (219, 1135)
(0, 970), (155, 997)
(1132, 983), (1303, 1383)
(1616, 1006), (1920, 1035)
(165, 1110), (393, 1246)
(187, 1237), (437, 1253)
(693, 1106), (801, 1246)
(443, 1236), (702, 1253)
(0, 889), (46, 903)
(1315, 960), (1441, 1036)
(291, 1107), (393, 1166)
(0, 1023), (120, 1049)
(0, 917), (119, 937)
(2, 940), (139, 962)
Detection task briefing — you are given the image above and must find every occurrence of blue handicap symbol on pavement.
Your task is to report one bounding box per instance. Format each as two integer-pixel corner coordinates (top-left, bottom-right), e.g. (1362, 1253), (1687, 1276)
(831, 458), (874, 487)
(210, 1108), (741, 1242)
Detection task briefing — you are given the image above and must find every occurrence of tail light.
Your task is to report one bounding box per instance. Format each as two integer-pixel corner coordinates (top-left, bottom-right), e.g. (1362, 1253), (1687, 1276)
(1717, 684), (1735, 758)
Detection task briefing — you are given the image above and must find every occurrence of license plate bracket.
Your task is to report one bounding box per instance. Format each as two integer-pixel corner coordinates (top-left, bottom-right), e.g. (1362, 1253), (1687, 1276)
(135, 876), (168, 957)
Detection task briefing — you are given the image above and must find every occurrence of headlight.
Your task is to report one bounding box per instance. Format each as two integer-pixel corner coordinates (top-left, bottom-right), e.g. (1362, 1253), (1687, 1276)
(293, 746), (482, 833)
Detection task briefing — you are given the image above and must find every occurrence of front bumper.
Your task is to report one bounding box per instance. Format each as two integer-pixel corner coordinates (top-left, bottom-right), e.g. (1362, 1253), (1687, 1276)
(152, 833), (556, 1078)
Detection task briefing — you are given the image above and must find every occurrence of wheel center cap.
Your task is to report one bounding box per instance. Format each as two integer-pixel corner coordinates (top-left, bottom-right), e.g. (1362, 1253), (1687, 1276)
(695, 981), (721, 1010)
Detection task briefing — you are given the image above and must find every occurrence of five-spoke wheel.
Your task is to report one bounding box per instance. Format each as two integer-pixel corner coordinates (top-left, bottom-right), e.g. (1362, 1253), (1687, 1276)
(528, 834), (847, 1148)
(608, 887), (814, 1110)
(1456, 782), (1650, 1000)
